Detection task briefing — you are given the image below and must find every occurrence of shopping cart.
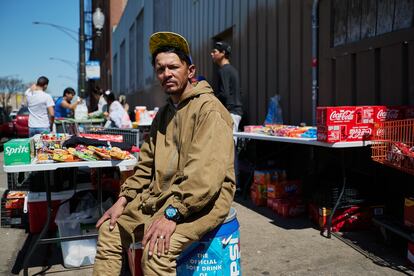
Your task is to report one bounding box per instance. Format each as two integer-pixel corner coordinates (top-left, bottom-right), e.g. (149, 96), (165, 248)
(55, 118), (105, 136)
(81, 125), (142, 147)
(371, 119), (414, 175)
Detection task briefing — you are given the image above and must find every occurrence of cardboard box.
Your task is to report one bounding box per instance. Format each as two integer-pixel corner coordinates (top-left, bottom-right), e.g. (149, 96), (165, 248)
(317, 205), (372, 232)
(374, 106), (406, 122)
(317, 106), (356, 125)
(408, 242), (414, 266)
(404, 197), (414, 230)
(317, 124), (373, 143)
(3, 138), (32, 165)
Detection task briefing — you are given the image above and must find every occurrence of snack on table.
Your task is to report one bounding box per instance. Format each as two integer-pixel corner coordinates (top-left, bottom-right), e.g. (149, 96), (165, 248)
(67, 147), (98, 161)
(52, 152), (79, 162)
(110, 147), (131, 160)
(87, 146), (111, 160)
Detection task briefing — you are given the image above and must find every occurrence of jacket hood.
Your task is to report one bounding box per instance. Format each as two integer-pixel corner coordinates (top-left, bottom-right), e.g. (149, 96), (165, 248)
(169, 80), (214, 107)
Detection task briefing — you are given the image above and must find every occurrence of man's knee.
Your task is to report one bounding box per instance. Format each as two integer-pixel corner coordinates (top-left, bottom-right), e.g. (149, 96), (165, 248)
(141, 232), (194, 275)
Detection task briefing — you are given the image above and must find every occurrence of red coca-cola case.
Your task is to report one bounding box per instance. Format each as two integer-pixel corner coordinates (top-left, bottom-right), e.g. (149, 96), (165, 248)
(317, 106), (356, 126)
(374, 106), (406, 122)
(346, 124), (374, 141)
(317, 124), (373, 142)
(317, 125), (348, 143)
(405, 106), (414, 119)
(355, 106), (376, 124)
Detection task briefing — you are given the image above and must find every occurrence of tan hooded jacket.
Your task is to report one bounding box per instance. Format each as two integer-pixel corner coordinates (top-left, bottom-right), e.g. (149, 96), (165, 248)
(117, 80), (236, 240)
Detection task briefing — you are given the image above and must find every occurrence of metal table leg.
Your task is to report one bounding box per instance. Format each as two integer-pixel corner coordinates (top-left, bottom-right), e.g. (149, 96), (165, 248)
(323, 148), (346, 239)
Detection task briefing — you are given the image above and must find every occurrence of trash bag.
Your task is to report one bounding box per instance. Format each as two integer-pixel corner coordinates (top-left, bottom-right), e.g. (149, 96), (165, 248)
(74, 100), (88, 120)
(264, 95), (283, 124)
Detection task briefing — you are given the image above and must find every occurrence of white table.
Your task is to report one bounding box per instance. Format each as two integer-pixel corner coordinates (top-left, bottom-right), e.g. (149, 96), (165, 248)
(3, 158), (137, 173)
(234, 132), (372, 148)
(3, 157), (138, 275)
(234, 131), (372, 238)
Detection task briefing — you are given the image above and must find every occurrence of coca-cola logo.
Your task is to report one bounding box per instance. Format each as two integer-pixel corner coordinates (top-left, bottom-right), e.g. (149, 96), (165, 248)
(329, 110), (354, 121)
(348, 128), (372, 139)
(377, 109), (399, 119)
(375, 127), (384, 137)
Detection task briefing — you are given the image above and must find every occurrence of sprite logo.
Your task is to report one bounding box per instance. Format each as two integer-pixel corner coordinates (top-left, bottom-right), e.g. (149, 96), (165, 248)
(5, 145), (29, 156)
(4, 139), (32, 166)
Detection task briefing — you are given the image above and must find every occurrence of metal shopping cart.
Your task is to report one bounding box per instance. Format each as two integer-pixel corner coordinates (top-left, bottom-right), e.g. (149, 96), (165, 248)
(371, 119), (414, 175)
(55, 118), (105, 136)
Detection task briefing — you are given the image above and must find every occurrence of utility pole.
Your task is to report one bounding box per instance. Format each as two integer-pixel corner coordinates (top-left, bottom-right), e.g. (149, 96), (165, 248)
(79, 0), (86, 98)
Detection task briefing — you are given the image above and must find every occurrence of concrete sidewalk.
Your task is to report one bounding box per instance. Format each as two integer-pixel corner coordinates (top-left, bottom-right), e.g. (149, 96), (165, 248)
(1, 150), (413, 275)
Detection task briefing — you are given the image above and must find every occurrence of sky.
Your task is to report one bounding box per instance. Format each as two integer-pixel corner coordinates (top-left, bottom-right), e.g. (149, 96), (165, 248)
(0, 1), (79, 97)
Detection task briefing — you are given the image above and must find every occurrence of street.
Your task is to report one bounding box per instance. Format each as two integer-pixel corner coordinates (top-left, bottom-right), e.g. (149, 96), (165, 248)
(0, 151), (413, 275)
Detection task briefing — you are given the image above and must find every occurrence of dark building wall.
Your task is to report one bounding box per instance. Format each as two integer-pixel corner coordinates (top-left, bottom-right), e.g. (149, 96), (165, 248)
(319, 0), (414, 108)
(167, 0), (315, 126)
(153, 0), (414, 126)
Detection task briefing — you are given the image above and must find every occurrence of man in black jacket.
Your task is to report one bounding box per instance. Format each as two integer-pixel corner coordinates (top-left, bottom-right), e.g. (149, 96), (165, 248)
(211, 41), (243, 131)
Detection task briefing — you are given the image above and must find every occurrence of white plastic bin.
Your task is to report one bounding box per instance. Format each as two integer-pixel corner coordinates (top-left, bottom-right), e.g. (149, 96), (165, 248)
(55, 192), (99, 268)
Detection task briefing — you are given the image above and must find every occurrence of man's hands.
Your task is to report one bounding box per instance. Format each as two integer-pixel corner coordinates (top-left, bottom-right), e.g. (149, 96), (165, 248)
(142, 216), (176, 257)
(96, 196), (128, 230)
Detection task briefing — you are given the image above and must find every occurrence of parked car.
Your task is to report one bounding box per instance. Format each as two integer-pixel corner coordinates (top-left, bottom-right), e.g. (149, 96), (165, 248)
(0, 107), (13, 138)
(14, 106), (29, 137)
(9, 109), (18, 120)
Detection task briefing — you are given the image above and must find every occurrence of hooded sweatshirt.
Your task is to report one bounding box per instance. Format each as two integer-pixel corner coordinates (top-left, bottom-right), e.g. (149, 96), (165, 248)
(117, 80), (236, 240)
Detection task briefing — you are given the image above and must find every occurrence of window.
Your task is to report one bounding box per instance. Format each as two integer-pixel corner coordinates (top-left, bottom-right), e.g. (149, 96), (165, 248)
(129, 23), (136, 92)
(332, 0), (414, 47)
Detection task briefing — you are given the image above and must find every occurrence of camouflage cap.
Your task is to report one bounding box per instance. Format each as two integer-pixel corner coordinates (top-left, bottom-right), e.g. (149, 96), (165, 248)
(149, 32), (190, 56)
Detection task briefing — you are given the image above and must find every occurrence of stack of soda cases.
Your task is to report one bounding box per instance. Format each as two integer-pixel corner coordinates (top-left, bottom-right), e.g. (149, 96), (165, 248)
(316, 105), (412, 143)
(1, 190), (27, 228)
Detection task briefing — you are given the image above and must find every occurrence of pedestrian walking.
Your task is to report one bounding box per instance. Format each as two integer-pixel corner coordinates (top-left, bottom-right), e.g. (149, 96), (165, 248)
(211, 41), (243, 131)
(211, 41), (243, 190)
(54, 87), (81, 118)
(25, 76), (55, 137)
(93, 31), (236, 275)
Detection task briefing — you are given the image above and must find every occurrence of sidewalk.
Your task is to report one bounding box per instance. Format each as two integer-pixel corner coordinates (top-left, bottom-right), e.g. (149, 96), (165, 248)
(1, 151), (413, 275)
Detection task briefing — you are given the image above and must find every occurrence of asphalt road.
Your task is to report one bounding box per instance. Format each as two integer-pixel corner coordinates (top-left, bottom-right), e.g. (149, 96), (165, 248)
(0, 150), (413, 275)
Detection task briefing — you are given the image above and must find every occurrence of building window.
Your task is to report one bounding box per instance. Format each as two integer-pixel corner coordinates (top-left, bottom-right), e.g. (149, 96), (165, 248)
(129, 23), (136, 93)
(113, 54), (118, 91)
(332, 0), (414, 47)
(120, 40), (126, 92)
(136, 11), (144, 90)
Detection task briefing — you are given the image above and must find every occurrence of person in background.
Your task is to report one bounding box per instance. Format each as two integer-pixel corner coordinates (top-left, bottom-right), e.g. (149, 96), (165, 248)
(102, 90), (132, 128)
(210, 41), (243, 131)
(25, 76), (55, 137)
(118, 94), (129, 113)
(54, 87), (81, 118)
(211, 42), (243, 191)
(97, 89), (108, 112)
(93, 31), (235, 275)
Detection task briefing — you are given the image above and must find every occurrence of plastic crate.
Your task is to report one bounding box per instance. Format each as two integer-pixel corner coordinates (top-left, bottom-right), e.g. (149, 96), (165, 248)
(7, 172), (30, 191)
(81, 126), (142, 147)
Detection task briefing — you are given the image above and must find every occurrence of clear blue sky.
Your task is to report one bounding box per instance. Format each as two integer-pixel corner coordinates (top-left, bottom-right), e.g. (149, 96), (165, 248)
(0, 1), (79, 97)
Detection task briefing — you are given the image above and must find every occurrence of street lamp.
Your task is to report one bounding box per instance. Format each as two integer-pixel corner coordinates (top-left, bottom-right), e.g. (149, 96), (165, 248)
(92, 8), (105, 37)
(32, 21), (78, 42)
(49, 57), (77, 70)
(32, 5), (104, 99)
(79, 4), (105, 98)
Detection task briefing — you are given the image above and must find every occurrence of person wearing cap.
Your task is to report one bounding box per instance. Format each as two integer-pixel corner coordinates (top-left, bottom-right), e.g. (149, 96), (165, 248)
(93, 32), (235, 275)
(211, 41), (243, 132)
